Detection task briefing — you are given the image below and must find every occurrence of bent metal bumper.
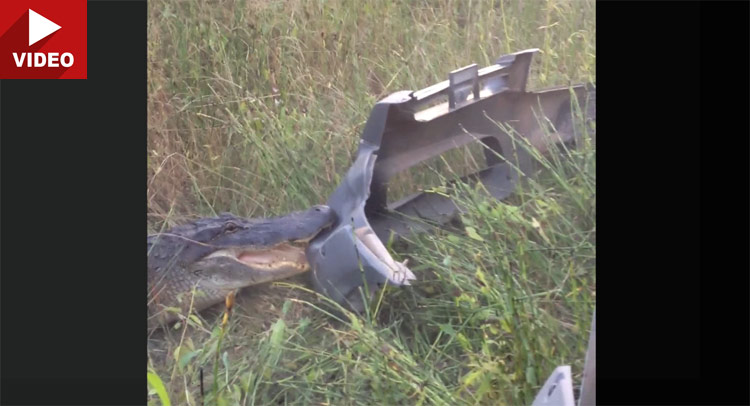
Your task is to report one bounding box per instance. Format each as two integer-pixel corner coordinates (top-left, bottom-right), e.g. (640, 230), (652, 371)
(307, 48), (595, 312)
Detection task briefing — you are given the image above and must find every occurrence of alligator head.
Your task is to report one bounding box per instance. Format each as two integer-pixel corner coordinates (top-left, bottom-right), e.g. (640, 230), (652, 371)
(147, 205), (336, 328)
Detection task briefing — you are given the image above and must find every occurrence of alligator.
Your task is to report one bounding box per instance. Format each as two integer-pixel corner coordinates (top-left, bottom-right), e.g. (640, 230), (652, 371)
(147, 205), (336, 328)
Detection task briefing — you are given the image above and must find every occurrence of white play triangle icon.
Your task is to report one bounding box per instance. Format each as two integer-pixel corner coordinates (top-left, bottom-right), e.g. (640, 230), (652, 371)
(28, 9), (61, 47)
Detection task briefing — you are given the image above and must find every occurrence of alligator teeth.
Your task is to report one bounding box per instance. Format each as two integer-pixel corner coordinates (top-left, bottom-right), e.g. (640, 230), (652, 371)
(235, 244), (307, 269)
(205, 249), (238, 259)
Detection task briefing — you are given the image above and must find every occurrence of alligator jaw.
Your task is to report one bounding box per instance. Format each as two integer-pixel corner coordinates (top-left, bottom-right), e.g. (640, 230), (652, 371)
(193, 243), (311, 290)
(205, 242), (307, 267)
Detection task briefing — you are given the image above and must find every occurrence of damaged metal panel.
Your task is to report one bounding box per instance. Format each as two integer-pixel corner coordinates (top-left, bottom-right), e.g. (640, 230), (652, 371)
(365, 50), (594, 242)
(307, 49), (596, 311)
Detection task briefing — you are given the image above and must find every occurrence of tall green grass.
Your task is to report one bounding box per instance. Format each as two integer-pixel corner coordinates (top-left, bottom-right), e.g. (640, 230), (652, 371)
(148, 0), (595, 404)
(147, 0), (594, 225)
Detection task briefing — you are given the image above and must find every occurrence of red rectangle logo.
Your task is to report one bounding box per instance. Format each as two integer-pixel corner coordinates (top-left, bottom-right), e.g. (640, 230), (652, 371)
(0, 0), (87, 79)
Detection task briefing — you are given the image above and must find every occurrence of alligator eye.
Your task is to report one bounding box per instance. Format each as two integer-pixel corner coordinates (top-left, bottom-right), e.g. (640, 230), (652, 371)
(223, 222), (239, 233)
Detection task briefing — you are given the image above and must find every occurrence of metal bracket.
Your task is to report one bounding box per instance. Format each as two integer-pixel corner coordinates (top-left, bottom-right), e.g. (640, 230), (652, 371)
(448, 64), (479, 110)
